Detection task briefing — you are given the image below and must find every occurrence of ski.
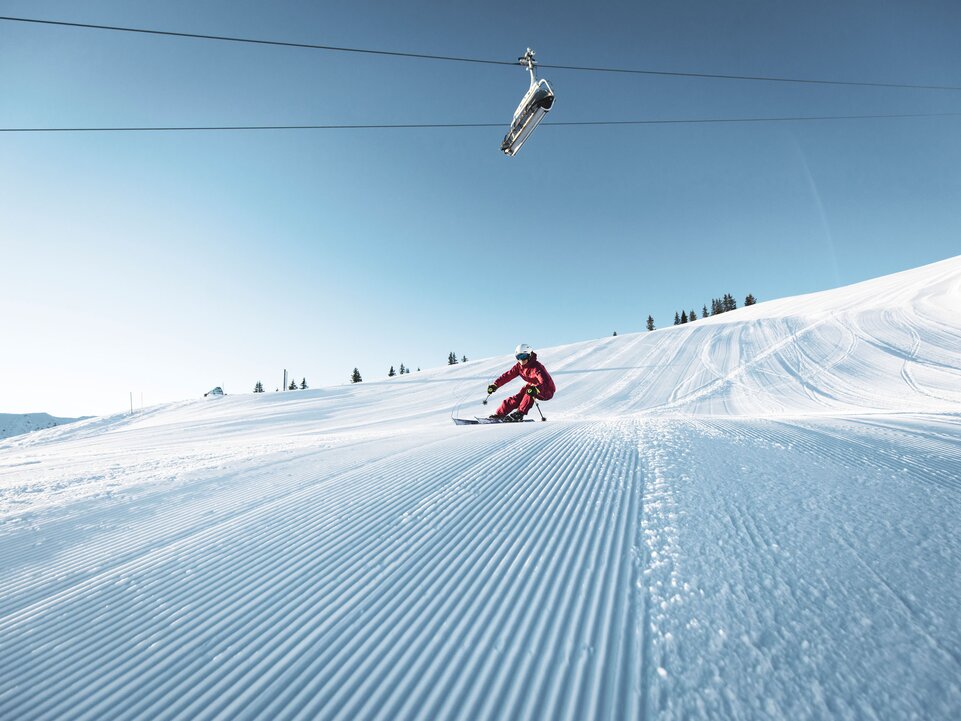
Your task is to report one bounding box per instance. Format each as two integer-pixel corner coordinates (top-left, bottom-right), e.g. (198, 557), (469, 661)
(452, 416), (537, 425)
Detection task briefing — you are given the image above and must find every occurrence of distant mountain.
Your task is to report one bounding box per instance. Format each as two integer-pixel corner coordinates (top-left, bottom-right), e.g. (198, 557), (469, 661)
(0, 413), (87, 441)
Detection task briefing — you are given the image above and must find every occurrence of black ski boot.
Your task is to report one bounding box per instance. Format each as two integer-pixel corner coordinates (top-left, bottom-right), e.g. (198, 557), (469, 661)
(504, 410), (526, 423)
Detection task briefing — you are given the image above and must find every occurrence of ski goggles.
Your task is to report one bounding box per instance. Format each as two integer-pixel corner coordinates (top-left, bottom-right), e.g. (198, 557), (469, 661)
(515, 352), (531, 361)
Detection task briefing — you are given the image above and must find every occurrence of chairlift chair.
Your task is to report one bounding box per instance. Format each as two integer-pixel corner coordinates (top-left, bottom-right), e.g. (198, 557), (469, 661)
(501, 49), (555, 156)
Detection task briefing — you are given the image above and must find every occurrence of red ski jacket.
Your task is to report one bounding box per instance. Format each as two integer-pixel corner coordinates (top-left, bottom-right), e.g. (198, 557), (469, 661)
(493, 351), (556, 399)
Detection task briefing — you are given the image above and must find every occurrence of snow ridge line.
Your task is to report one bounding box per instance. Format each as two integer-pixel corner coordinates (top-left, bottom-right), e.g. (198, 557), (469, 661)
(635, 419), (699, 717)
(364, 426), (602, 720)
(240, 424), (585, 721)
(0, 421), (655, 721)
(316, 421), (643, 721)
(0, 429), (536, 719)
(0, 430), (468, 626)
(0, 438), (390, 613)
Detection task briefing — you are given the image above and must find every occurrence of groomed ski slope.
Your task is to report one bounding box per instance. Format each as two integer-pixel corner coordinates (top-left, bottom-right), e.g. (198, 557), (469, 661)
(2, 255), (961, 720)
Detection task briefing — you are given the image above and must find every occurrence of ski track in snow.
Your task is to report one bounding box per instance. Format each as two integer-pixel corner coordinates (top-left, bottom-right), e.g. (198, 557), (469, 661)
(1, 415), (959, 720)
(2, 255), (961, 720)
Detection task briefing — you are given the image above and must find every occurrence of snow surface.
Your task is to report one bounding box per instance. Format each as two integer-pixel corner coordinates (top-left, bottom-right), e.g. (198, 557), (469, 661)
(0, 412), (85, 441)
(2, 255), (961, 720)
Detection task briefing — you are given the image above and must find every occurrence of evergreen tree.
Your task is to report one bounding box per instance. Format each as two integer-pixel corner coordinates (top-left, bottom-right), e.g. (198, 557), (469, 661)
(723, 293), (737, 312)
(254, 381), (264, 393)
(300, 377), (308, 390)
(745, 293), (757, 306)
(461, 355), (468, 363)
(702, 304), (709, 319)
(673, 311), (681, 326)
(680, 310), (688, 324)
(388, 366), (396, 377)
(399, 363), (406, 374)
(646, 315), (655, 331)
(351, 368), (363, 383)
(711, 299), (721, 316)
(613, 331), (617, 336)
(689, 309), (697, 321)
(288, 379), (298, 390)
(448, 352), (458, 365)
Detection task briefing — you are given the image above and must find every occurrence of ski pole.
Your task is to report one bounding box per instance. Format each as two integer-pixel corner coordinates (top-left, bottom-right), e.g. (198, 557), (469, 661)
(482, 379), (495, 405)
(534, 401), (546, 421)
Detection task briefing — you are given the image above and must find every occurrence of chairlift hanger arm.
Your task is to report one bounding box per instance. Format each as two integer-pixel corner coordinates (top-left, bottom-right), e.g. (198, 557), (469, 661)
(520, 48), (537, 85)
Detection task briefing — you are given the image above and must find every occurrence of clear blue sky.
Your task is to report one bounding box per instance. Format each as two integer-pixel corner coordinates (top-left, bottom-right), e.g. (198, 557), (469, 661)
(2, 0), (960, 417)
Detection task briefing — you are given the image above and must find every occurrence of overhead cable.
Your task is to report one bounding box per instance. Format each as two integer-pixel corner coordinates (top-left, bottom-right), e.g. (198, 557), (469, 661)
(2, 15), (961, 92)
(4, 112), (960, 133)
(0, 16), (515, 67)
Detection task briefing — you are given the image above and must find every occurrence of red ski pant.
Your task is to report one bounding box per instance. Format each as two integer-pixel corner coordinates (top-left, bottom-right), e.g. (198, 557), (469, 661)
(496, 384), (554, 416)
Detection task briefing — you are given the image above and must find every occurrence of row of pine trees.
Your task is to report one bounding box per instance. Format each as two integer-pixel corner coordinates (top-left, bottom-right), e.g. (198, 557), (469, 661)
(353, 353), (467, 383)
(262, 293), (759, 389)
(256, 354), (458, 389)
(253, 378), (308, 393)
(350, 351), (469, 384)
(643, 293), (757, 330)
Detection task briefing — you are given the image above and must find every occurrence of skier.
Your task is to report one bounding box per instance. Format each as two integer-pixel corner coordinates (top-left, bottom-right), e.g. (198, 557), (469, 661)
(487, 344), (556, 422)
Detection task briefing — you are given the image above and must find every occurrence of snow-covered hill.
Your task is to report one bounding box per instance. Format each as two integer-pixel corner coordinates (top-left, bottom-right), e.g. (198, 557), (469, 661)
(0, 412), (85, 441)
(1, 256), (960, 720)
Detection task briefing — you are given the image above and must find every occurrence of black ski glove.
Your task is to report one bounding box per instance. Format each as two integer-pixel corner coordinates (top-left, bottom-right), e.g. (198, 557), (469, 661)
(526, 386), (540, 397)
(487, 384), (498, 395)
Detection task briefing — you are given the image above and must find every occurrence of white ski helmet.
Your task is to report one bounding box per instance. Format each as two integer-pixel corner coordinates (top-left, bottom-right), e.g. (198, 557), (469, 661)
(514, 343), (534, 360)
